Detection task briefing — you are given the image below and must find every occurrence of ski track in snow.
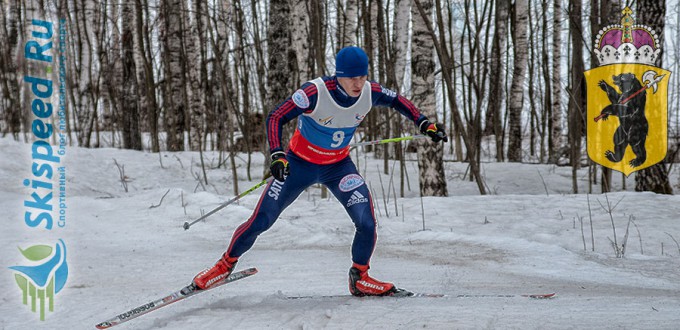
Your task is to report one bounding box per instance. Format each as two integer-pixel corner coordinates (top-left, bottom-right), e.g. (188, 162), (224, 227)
(2, 136), (680, 329)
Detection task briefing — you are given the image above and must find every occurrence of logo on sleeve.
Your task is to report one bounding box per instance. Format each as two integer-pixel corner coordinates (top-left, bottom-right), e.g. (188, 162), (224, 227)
(381, 86), (397, 98)
(292, 89), (310, 109)
(339, 174), (365, 192)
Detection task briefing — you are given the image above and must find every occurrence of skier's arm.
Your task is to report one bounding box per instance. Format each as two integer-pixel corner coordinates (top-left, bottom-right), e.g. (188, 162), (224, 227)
(371, 82), (447, 142)
(370, 81), (428, 127)
(266, 82), (318, 154)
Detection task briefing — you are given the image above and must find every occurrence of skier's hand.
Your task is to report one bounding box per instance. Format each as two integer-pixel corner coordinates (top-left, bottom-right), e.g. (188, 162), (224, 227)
(419, 120), (448, 143)
(270, 151), (290, 182)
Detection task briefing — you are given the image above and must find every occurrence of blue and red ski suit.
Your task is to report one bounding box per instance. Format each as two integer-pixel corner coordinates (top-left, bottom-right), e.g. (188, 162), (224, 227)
(225, 76), (428, 266)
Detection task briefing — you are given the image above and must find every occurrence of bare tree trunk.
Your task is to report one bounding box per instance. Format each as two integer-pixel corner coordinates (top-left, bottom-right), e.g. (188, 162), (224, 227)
(186, 0), (206, 151)
(392, 0), (410, 89)
(568, 0), (585, 193)
(290, 0), (311, 82)
(412, 0), (485, 194)
(636, 0), (673, 194)
(309, 1), (327, 76)
(337, 0), (358, 49)
(69, 0), (99, 147)
(412, 0), (447, 197)
(121, 0), (142, 150)
(549, 0), (564, 164)
(266, 0), (293, 158)
(462, 0), (492, 173)
(208, 0), (240, 194)
(390, 0), (410, 197)
(591, 0), (620, 192)
(0, 1), (21, 139)
(233, 1), (259, 180)
(486, 0), (509, 162)
(507, 0), (529, 162)
(160, 0), (186, 151)
(527, 1), (538, 158)
(539, 0), (551, 163)
(447, 1), (464, 162)
(104, 0), (120, 148)
(134, 0), (159, 152)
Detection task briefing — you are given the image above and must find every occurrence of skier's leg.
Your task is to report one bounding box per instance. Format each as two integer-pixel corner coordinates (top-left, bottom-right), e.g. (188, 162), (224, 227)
(194, 153), (316, 289)
(322, 158), (376, 266)
(322, 158), (396, 295)
(226, 153), (316, 258)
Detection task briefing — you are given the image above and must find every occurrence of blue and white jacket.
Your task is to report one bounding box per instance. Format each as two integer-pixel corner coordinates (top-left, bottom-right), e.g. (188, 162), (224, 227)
(267, 76), (428, 164)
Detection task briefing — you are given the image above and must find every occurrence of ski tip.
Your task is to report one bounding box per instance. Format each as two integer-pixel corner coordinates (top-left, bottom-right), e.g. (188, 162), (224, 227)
(390, 288), (446, 298)
(524, 292), (557, 299)
(95, 322), (112, 329)
(244, 267), (258, 275)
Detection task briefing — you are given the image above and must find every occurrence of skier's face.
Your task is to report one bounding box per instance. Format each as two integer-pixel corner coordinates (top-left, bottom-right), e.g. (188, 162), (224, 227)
(337, 76), (367, 97)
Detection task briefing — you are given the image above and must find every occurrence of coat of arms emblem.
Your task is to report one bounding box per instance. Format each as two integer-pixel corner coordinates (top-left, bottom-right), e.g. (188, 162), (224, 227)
(585, 7), (670, 176)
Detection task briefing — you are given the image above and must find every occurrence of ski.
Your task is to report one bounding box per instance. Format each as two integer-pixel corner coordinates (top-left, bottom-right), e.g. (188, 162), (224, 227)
(286, 288), (444, 300)
(95, 267), (258, 329)
(456, 292), (557, 299)
(287, 290), (555, 300)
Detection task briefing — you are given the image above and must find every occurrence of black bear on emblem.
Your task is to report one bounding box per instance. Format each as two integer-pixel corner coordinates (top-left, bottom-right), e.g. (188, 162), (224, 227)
(597, 73), (648, 167)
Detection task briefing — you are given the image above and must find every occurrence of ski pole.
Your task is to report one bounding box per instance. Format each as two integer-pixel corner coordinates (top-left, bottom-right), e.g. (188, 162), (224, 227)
(184, 135), (424, 230)
(183, 177), (271, 230)
(349, 134), (427, 147)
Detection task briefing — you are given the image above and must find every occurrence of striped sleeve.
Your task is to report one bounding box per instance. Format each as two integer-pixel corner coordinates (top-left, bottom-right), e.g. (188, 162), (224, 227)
(266, 82), (318, 153)
(370, 81), (427, 127)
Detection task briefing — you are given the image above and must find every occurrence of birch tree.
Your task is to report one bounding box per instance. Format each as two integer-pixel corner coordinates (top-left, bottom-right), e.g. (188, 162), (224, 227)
(549, 0), (563, 163)
(69, 0), (99, 147)
(186, 0), (206, 151)
(102, 0), (119, 148)
(392, 0), (410, 89)
(383, 0), (410, 197)
(507, 0), (529, 162)
(290, 0), (311, 86)
(412, 0), (447, 197)
(337, 0), (358, 49)
(266, 0), (293, 154)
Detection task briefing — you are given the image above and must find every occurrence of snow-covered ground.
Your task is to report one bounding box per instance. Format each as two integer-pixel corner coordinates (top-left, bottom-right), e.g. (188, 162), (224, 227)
(2, 136), (680, 329)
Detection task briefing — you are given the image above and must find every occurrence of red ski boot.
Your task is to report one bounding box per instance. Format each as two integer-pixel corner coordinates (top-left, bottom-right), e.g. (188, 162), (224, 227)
(193, 254), (238, 290)
(348, 263), (397, 296)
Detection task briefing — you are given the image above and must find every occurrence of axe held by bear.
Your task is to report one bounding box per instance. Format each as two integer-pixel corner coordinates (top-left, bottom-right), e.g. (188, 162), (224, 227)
(594, 71), (665, 122)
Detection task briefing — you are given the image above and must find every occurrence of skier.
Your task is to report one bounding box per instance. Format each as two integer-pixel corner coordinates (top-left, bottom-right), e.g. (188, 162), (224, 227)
(193, 46), (448, 296)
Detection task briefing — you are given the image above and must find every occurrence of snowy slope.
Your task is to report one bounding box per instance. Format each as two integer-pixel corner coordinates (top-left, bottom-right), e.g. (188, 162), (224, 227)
(2, 136), (680, 330)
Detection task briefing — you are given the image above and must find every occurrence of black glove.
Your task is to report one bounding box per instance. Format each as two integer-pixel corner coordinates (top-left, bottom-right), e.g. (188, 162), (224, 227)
(270, 151), (290, 182)
(419, 120), (449, 143)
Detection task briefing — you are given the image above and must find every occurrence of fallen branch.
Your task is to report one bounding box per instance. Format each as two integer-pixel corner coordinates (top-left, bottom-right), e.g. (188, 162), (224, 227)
(112, 158), (129, 193)
(665, 232), (680, 256)
(150, 189), (171, 209)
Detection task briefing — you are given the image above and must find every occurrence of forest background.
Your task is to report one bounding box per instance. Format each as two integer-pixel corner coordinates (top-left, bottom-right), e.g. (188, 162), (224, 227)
(1, 0), (678, 197)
